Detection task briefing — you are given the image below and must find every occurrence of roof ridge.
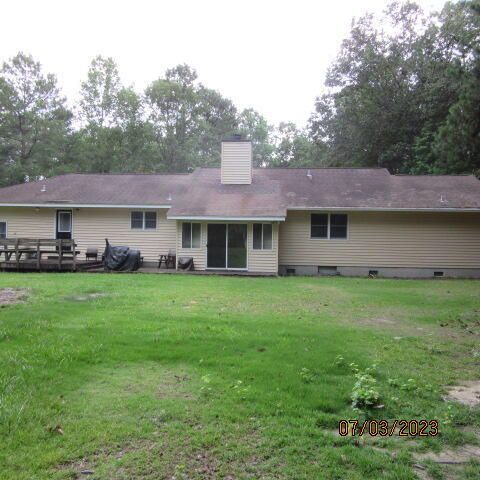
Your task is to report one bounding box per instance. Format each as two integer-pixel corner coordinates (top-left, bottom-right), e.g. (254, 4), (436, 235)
(259, 167), (387, 170)
(52, 172), (191, 176)
(196, 166), (388, 171)
(394, 174), (477, 178)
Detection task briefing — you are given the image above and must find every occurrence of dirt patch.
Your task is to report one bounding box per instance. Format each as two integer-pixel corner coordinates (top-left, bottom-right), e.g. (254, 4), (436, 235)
(114, 365), (196, 401)
(440, 312), (480, 336)
(353, 316), (433, 337)
(0, 288), (29, 306)
(415, 444), (480, 464)
(459, 425), (480, 440)
(157, 372), (195, 400)
(189, 451), (220, 479)
(329, 428), (419, 447)
(57, 441), (233, 480)
(360, 317), (397, 326)
(58, 440), (156, 478)
(444, 380), (480, 407)
(65, 292), (108, 302)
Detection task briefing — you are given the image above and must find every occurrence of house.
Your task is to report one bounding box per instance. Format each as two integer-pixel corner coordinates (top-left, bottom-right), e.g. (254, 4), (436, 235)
(1, 135), (480, 277)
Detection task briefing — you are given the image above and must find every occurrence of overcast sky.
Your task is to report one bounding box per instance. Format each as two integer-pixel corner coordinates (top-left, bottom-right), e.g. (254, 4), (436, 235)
(1, 0), (446, 128)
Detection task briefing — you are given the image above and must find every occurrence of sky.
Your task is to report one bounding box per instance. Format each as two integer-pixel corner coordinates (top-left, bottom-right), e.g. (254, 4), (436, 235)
(0, 0), (447, 128)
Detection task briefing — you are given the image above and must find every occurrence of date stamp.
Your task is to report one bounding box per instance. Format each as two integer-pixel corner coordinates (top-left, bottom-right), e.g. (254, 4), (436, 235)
(338, 419), (439, 437)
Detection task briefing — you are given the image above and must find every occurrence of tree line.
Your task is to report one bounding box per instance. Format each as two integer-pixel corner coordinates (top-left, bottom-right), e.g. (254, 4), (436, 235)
(0, 0), (478, 187)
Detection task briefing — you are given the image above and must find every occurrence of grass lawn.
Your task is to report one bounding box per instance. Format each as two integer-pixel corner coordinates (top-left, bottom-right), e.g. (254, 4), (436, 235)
(0, 273), (479, 479)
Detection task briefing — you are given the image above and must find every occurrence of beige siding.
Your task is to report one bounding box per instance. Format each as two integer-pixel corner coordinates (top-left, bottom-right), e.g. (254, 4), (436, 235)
(0, 207), (176, 262)
(279, 210), (480, 268)
(73, 208), (176, 262)
(176, 221), (279, 273)
(247, 223), (278, 273)
(0, 207), (56, 238)
(176, 221), (207, 270)
(221, 142), (252, 184)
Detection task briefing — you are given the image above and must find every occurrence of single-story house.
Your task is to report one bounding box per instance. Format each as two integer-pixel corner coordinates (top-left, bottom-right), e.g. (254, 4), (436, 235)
(1, 136), (479, 277)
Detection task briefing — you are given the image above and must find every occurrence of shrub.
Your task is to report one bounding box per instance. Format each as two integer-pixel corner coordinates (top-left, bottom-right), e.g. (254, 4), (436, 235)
(351, 372), (380, 409)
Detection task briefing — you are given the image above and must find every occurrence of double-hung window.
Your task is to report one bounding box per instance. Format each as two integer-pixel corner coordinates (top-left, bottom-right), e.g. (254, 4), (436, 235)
(329, 214), (348, 239)
(131, 211), (157, 230)
(311, 214), (347, 239)
(182, 223), (201, 248)
(253, 223), (273, 250)
(0, 221), (6, 239)
(310, 214), (329, 239)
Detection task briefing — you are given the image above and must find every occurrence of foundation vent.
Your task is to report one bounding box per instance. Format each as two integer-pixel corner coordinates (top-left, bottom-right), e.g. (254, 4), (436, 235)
(318, 266), (338, 276)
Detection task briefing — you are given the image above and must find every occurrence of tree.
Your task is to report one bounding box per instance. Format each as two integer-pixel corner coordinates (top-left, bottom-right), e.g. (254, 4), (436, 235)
(431, 75), (480, 174)
(271, 122), (321, 167)
(74, 56), (155, 173)
(237, 108), (274, 167)
(145, 64), (238, 172)
(79, 56), (121, 128)
(429, 0), (480, 174)
(0, 53), (71, 185)
(309, 1), (480, 175)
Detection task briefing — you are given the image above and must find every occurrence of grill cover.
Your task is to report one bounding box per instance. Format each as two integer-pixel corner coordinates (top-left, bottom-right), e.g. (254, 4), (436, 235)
(103, 239), (141, 272)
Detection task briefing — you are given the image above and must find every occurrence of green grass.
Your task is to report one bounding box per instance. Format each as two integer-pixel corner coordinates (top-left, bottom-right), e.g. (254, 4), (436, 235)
(0, 273), (479, 479)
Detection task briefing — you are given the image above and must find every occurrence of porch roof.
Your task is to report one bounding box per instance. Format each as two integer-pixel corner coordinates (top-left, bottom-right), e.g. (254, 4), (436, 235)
(166, 168), (286, 220)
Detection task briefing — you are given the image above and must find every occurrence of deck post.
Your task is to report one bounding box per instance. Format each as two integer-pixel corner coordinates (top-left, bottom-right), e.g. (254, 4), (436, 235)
(36, 240), (41, 271)
(15, 239), (19, 271)
(58, 239), (63, 271)
(72, 240), (76, 272)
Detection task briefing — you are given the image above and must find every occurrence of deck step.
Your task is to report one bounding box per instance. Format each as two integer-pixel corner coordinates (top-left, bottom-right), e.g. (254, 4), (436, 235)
(77, 262), (104, 271)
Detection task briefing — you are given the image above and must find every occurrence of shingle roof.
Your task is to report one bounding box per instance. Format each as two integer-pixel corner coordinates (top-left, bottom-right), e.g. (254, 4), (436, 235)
(167, 168), (285, 218)
(255, 168), (480, 211)
(0, 173), (189, 206)
(0, 168), (479, 216)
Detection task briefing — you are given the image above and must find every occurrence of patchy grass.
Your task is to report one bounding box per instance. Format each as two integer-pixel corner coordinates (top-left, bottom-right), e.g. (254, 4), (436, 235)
(0, 273), (479, 479)
(0, 287), (29, 306)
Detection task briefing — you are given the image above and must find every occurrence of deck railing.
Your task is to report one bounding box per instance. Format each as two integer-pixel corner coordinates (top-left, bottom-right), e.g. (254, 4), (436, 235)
(0, 238), (78, 271)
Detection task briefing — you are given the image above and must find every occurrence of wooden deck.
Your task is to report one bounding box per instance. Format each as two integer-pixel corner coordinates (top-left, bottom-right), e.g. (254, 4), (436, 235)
(0, 259), (102, 272)
(0, 238), (83, 272)
(0, 238), (276, 276)
(1, 260), (275, 276)
(135, 267), (277, 276)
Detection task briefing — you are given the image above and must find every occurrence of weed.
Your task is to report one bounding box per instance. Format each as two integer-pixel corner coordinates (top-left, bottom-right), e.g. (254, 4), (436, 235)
(299, 367), (315, 384)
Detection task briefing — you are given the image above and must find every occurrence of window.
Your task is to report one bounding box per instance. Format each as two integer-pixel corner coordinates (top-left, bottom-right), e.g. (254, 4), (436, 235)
(330, 214), (347, 239)
(182, 223), (201, 248)
(311, 213), (348, 239)
(131, 212), (144, 229)
(131, 211), (157, 230)
(0, 221), (6, 239)
(311, 214), (328, 238)
(253, 223), (273, 250)
(145, 212), (157, 230)
(58, 212), (72, 232)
